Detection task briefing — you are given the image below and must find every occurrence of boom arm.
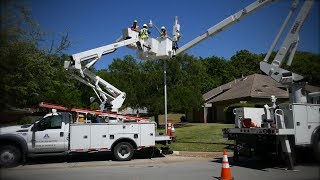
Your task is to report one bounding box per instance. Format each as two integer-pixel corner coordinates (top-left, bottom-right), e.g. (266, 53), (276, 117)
(64, 37), (140, 112)
(176, 0), (313, 85)
(260, 0), (314, 84)
(176, 0), (273, 55)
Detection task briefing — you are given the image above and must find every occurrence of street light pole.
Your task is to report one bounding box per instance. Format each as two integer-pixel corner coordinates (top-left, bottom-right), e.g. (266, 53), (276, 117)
(164, 60), (168, 134)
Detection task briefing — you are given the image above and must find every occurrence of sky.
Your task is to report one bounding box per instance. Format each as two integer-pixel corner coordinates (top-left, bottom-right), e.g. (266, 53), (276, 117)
(29, 0), (320, 70)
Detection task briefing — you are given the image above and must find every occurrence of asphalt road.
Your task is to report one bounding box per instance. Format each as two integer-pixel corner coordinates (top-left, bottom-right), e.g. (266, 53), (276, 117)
(1, 153), (319, 180)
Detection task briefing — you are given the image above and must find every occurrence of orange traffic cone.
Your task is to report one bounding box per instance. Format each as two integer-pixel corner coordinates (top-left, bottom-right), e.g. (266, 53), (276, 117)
(220, 150), (233, 180)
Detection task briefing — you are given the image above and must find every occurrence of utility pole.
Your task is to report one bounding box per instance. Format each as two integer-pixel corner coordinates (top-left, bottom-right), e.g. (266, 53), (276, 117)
(164, 60), (168, 134)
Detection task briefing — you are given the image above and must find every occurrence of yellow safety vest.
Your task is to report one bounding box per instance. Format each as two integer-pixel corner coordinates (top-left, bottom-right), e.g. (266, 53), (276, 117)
(140, 28), (148, 39)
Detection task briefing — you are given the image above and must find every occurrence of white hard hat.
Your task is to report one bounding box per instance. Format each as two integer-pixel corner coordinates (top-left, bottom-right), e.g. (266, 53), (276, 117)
(161, 26), (166, 30)
(143, 24), (147, 27)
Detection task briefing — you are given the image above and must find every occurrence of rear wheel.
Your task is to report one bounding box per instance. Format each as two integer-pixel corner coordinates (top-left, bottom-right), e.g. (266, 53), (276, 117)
(0, 145), (21, 168)
(113, 142), (134, 161)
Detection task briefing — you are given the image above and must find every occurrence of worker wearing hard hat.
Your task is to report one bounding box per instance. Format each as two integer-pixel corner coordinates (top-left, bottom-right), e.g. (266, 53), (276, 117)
(173, 29), (182, 50)
(130, 20), (139, 31)
(139, 24), (150, 40)
(160, 26), (167, 38)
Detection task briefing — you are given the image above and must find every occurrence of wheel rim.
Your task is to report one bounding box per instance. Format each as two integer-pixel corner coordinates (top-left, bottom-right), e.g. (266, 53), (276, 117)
(117, 145), (131, 159)
(0, 151), (15, 164)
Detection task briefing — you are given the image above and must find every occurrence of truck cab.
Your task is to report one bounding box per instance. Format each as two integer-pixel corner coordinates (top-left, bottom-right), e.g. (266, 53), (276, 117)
(0, 112), (70, 167)
(28, 112), (69, 153)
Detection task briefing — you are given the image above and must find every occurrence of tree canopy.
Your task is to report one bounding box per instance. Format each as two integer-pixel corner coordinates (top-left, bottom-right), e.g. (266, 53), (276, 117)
(0, 1), (91, 109)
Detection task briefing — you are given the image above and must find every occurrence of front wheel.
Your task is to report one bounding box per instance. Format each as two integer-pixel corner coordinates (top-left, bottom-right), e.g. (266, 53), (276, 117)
(113, 142), (134, 161)
(0, 145), (21, 168)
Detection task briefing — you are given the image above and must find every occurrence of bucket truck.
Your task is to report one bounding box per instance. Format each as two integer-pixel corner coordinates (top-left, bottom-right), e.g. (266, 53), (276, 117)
(215, 0), (320, 169)
(173, 0), (318, 169)
(1, 22), (180, 167)
(0, 101), (172, 167)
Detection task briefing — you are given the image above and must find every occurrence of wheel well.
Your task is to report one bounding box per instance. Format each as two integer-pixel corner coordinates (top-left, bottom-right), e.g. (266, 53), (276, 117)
(111, 138), (137, 151)
(311, 126), (320, 145)
(0, 139), (23, 155)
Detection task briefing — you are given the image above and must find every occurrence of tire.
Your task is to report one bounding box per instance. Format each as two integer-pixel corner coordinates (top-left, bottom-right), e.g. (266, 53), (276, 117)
(113, 142), (134, 161)
(0, 145), (21, 168)
(141, 147), (157, 158)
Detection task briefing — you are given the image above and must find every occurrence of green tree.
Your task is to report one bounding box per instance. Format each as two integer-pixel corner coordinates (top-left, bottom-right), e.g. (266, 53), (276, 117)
(201, 55), (235, 93)
(167, 54), (206, 113)
(289, 51), (320, 86)
(230, 50), (262, 78)
(97, 54), (207, 124)
(97, 55), (144, 109)
(0, 1), (87, 109)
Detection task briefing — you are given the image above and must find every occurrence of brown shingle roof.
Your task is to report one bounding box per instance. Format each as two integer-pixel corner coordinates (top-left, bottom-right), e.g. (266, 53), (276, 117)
(305, 84), (320, 92)
(202, 80), (236, 101)
(205, 74), (289, 103)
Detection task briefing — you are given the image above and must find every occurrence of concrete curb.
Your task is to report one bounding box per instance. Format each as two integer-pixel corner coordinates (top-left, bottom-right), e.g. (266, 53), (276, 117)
(169, 151), (233, 158)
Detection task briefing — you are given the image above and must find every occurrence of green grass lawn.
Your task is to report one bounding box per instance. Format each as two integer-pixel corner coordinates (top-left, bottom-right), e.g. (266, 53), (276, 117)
(159, 123), (234, 152)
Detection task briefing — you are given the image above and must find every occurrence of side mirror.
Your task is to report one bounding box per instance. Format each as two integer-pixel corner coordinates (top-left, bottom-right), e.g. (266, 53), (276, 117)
(31, 122), (38, 132)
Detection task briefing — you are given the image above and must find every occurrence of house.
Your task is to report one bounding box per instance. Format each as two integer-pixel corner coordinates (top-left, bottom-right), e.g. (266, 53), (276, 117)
(187, 73), (290, 123)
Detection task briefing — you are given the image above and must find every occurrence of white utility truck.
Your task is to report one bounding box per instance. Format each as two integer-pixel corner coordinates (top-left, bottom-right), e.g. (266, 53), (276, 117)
(162, 0), (318, 169)
(0, 102), (170, 167)
(219, 0), (320, 170)
(163, 0), (318, 169)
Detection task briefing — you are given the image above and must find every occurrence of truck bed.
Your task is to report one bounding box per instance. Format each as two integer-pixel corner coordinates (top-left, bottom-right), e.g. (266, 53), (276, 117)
(69, 122), (158, 151)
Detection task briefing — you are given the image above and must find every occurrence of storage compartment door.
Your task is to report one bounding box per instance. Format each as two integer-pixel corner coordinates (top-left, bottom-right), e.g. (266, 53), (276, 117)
(140, 123), (155, 147)
(293, 105), (309, 145)
(70, 125), (91, 150)
(90, 125), (109, 149)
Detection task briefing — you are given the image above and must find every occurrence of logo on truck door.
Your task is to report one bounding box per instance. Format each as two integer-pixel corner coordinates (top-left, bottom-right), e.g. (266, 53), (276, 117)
(43, 134), (50, 139)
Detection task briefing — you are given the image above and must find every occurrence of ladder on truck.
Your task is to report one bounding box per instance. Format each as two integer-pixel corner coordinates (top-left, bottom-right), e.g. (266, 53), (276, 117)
(39, 102), (149, 122)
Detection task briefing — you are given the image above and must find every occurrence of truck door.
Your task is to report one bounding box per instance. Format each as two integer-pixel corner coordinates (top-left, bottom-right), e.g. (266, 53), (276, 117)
(30, 114), (68, 153)
(293, 105), (309, 145)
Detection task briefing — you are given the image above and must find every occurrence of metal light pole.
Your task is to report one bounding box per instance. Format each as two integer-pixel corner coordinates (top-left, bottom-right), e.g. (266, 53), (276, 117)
(164, 60), (168, 134)
(150, 19), (169, 134)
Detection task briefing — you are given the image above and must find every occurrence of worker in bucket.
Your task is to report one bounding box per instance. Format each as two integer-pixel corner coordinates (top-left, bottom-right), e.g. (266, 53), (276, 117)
(173, 29), (181, 50)
(139, 24), (150, 40)
(160, 26), (167, 38)
(130, 20), (139, 31)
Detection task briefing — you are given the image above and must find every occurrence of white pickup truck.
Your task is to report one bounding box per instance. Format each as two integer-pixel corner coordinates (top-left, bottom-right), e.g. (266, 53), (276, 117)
(0, 111), (171, 167)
